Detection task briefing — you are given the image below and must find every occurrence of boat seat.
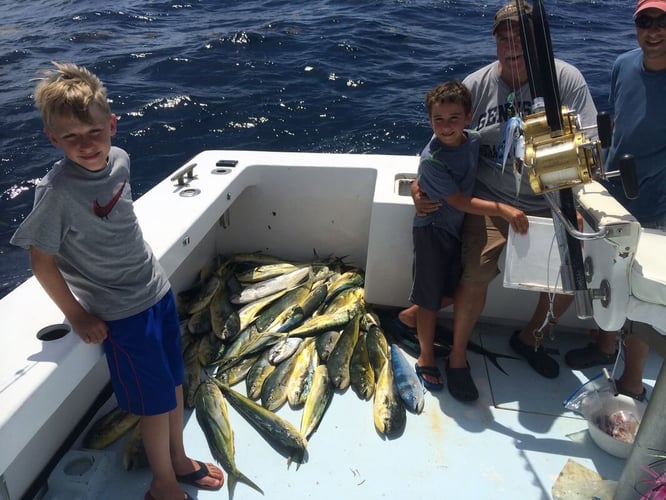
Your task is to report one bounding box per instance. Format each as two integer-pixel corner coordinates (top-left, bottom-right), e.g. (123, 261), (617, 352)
(627, 229), (666, 335)
(575, 181), (666, 336)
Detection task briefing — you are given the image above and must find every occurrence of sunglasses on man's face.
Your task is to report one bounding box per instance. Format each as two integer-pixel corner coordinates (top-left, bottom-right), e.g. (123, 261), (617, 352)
(635, 13), (666, 30)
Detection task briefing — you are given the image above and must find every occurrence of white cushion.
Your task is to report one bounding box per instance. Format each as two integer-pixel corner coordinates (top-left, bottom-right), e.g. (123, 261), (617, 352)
(631, 229), (666, 307)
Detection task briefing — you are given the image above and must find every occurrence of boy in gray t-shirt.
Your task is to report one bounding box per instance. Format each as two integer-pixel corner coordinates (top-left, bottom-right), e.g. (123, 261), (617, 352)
(10, 62), (223, 498)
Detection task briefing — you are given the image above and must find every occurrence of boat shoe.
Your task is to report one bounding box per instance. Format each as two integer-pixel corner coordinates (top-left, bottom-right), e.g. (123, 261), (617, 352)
(616, 379), (648, 402)
(446, 360), (479, 402)
(564, 342), (617, 370)
(509, 331), (559, 379)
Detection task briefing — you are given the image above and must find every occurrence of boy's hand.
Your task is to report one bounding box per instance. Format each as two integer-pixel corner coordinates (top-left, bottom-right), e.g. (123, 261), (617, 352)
(411, 180), (441, 216)
(500, 204), (529, 235)
(70, 310), (108, 344)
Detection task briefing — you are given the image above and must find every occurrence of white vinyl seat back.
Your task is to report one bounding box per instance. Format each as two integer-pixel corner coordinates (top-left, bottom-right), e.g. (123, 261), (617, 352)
(575, 182), (641, 332)
(628, 229), (666, 335)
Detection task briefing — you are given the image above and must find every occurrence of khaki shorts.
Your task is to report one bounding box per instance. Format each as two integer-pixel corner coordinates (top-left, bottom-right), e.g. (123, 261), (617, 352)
(461, 209), (551, 285)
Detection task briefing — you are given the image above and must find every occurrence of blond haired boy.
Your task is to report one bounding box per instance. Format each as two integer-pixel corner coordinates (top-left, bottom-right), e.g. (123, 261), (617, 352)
(11, 62), (223, 500)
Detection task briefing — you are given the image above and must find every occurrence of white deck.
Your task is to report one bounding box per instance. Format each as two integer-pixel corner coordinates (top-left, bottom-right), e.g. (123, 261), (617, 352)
(3, 150), (664, 500)
(44, 324), (662, 500)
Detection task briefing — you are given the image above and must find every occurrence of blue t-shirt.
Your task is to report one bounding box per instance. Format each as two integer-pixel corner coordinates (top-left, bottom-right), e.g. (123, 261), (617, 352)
(605, 48), (666, 224)
(414, 130), (480, 238)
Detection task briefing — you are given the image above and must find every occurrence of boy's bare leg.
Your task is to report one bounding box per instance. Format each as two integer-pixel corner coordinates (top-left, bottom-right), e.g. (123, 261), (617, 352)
(399, 297), (453, 331)
(416, 307), (441, 385)
(398, 305), (418, 329)
(170, 386), (223, 488)
(141, 412), (185, 500)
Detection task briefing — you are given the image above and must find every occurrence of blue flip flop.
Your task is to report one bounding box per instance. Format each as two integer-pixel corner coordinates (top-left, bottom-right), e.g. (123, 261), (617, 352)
(391, 313), (417, 337)
(415, 363), (444, 391)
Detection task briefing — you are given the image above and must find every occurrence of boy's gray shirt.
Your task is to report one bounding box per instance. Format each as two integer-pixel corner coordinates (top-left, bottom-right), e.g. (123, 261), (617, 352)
(11, 146), (170, 321)
(414, 131), (481, 238)
(463, 58), (598, 212)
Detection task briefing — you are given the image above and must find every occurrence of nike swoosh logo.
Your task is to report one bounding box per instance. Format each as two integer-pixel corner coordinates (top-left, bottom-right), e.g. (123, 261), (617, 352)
(93, 180), (127, 219)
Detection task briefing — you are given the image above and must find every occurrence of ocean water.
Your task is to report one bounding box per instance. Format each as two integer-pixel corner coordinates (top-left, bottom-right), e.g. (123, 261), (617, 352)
(0, 0), (636, 299)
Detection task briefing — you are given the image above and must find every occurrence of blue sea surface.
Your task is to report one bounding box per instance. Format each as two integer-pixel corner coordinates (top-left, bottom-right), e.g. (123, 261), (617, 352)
(0, 0), (636, 299)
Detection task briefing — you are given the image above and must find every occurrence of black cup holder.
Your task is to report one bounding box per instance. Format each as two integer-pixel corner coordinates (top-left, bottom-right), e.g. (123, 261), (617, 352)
(37, 323), (71, 341)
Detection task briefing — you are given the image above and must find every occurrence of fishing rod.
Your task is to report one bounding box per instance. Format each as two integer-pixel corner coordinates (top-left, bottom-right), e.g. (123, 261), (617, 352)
(513, 0), (591, 319)
(511, 0), (640, 323)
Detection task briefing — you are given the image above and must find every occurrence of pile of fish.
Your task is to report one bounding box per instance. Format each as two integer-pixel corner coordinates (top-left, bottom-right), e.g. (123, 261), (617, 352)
(82, 252), (426, 498)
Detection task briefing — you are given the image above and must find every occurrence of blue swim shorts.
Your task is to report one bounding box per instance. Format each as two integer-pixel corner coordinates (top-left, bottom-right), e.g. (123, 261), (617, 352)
(103, 290), (184, 416)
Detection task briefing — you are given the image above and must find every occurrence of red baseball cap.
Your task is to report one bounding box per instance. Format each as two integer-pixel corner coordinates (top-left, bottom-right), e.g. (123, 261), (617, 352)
(635, 0), (666, 17)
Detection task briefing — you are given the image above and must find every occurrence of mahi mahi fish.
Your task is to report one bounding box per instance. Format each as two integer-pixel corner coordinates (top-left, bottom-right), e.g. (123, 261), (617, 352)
(194, 380), (263, 498)
(122, 423), (147, 471)
(215, 381), (308, 466)
(390, 343), (425, 414)
(326, 312), (361, 390)
(286, 338), (318, 407)
(373, 355), (406, 439)
(82, 406), (140, 450)
(350, 331), (375, 400)
(300, 364), (334, 443)
(245, 349), (276, 400)
(230, 266), (311, 304)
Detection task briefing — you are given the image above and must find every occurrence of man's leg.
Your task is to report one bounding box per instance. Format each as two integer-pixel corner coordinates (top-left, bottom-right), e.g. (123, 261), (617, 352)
(564, 329), (618, 369)
(616, 332), (650, 398)
(449, 212), (499, 366)
(508, 292), (569, 378)
(516, 292), (573, 346)
(449, 281), (487, 369)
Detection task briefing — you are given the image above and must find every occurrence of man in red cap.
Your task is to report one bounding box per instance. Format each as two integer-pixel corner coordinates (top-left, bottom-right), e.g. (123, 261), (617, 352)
(564, 0), (666, 401)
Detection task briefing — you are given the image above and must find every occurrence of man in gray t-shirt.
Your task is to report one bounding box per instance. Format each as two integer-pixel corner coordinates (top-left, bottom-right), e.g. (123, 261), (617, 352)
(399, 2), (598, 384)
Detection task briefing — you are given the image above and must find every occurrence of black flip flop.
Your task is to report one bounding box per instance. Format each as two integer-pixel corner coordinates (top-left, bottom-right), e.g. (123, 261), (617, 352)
(176, 460), (224, 491)
(415, 363), (444, 391)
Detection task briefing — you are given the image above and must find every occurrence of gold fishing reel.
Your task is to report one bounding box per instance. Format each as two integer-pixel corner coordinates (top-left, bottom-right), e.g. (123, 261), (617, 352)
(523, 107), (602, 194)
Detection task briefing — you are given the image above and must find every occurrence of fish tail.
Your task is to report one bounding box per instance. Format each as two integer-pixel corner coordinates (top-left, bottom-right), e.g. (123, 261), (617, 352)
(481, 350), (521, 376)
(486, 353), (510, 376)
(233, 470), (264, 496)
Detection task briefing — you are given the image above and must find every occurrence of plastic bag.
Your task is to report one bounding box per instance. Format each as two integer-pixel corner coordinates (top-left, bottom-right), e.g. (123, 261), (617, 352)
(564, 373), (643, 447)
(563, 372), (616, 419)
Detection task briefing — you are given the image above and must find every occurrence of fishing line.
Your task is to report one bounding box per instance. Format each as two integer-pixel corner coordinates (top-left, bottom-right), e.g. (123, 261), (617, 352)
(514, 0), (539, 104)
(505, 11), (523, 111)
(532, 225), (561, 342)
(529, 2), (560, 117)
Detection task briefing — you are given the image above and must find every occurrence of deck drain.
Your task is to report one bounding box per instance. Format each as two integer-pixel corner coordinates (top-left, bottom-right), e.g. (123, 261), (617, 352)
(37, 323), (70, 341)
(212, 167), (232, 175)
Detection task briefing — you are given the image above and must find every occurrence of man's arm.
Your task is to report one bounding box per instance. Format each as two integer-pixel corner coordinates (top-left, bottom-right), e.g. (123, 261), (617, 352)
(29, 246), (108, 343)
(410, 179), (442, 216)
